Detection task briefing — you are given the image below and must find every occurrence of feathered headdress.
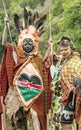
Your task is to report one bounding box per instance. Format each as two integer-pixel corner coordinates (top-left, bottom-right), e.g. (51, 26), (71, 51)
(14, 7), (47, 56)
(14, 7), (47, 37)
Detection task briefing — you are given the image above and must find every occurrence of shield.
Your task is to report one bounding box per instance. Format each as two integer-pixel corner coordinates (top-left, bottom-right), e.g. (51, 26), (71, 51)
(13, 60), (43, 109)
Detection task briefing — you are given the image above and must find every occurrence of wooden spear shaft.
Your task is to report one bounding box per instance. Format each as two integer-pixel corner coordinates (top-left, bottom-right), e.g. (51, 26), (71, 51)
(72, 88), (75, 106)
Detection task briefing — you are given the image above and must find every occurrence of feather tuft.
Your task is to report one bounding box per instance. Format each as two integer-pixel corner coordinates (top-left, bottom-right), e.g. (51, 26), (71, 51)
(13, 7), (47, 37)
(35, 14), (47, 30)
(14, 14), (20, 34)
(23, 7), (29, 28)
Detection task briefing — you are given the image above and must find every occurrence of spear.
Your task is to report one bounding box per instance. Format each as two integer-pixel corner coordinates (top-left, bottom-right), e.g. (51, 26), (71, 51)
(49, 10), (55, 79)
(2, 0), (12, 43)
(2, 0), (18, 64)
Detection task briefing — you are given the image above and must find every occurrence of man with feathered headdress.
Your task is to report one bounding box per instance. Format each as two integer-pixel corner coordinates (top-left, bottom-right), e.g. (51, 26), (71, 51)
(0, 7), (57, 130)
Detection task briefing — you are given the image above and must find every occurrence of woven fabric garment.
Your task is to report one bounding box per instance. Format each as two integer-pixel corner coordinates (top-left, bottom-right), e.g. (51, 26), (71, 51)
(0, 98), (2, 130)
(0, 44), (15, 96)
(59, 52), (81, 124)
(0, 43), (48, 130)
(43, 54), (58, 114)
(0, 43), (43, 95)
(43, 66), (52, 114)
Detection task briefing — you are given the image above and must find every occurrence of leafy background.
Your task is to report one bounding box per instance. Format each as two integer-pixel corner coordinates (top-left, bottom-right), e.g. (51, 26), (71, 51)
(0, 0), (80, 129)
(0, 0), (81, 56)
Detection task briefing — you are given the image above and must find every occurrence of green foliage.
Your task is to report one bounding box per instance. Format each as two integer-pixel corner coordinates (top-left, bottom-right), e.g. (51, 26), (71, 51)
(52, 0), (64, 16)
(26, 0), (45, 9)
(61, 0), (81, 29)
(0, 0), (81, 55)
(55, 0), (81, 54)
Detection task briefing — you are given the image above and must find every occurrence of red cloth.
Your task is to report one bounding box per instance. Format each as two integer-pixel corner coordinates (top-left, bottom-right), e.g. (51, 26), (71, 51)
(0, 47), (8, 96)
(0, 44), (15, 96)
(42, 54), (58, 114)
(0, 99), (2, 130)
(0, 114), (2, 130)
(0, 43), (58, 130)
(43, 66), (52, 114)
(0, 43), (47, 130)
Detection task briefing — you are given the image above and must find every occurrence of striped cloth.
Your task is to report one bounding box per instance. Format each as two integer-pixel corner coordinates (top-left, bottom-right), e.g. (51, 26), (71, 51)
(0, 43), (28, 96)
(43, 54), (58, 114)
(0, 44), (15, 96)
(43, 66), (52, 114)
(0, 43), (58, 116)
(59, 52), (81, 126)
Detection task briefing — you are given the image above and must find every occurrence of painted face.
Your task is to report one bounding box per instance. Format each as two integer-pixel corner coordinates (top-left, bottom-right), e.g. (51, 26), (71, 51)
(22, 38), (34, 53)
(17, 25), (39, 55)
(59, 46), (72, 59)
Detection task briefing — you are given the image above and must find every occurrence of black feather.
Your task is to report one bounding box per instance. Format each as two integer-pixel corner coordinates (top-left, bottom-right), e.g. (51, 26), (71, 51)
(13, 8), (47, 36)
(28, 11), (34, 25)
(35, 14), (47, 30)
(38, 28), (46, 36)
(23, 7), (29, 27)
(14, 14), (20, 34)
(33, 11), (39, 23)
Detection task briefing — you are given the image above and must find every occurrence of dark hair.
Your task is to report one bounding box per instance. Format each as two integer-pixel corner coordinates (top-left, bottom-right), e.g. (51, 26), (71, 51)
(57, 35), (75, 51)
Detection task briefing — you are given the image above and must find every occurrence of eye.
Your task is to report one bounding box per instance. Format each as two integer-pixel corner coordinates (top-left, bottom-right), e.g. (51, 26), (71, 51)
(60, 48), (68, 52)
(22, 38), (34, 53)
(22, 38), (33, 45)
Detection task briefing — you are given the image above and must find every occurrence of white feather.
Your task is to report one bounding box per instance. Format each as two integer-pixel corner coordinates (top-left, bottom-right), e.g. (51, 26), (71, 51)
(13, 50), (18, 64)
(50, 64), (55, 79)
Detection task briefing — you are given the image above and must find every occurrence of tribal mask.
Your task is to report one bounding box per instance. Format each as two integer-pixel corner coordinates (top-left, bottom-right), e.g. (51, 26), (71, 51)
(17, 25), (39, 55)
(14, 8), (47, 55)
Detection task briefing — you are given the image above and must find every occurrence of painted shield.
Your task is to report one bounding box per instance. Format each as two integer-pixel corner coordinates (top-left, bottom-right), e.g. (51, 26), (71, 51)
(13, 60), (43, 109)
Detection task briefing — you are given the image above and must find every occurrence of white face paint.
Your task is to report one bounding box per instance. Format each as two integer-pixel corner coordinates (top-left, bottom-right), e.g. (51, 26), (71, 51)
(22, 38), (34, 53)
(17, 25), (39, 55)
